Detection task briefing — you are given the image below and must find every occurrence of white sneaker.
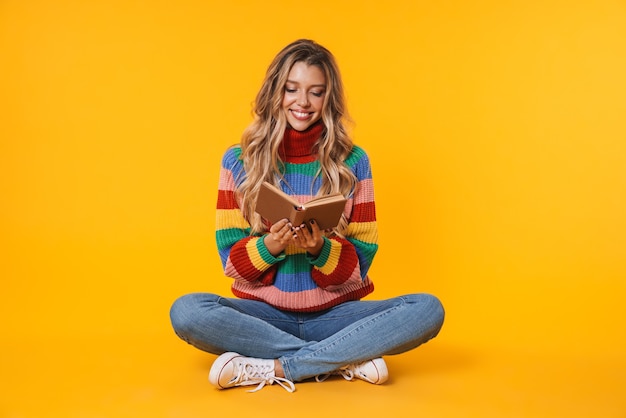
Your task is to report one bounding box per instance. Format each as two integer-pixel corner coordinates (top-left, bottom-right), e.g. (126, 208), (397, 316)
(209, 352), (295, 392)
(316, 358), (388, 384)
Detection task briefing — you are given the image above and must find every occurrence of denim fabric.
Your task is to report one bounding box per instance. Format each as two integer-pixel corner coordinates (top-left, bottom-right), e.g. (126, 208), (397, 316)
(170, 293), (444, 382)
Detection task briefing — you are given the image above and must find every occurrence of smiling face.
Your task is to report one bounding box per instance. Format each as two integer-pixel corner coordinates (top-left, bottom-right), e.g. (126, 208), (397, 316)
(282, 61), (327, 131)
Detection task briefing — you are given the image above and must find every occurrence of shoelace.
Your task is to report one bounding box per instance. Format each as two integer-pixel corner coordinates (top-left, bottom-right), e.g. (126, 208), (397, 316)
(315, 367), (356, 383)
(315, 363), (381, 384)
(230, 360), (296, 393)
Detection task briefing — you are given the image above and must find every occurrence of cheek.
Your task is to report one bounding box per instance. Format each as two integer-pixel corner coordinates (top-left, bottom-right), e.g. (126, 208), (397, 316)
(313, 97), (325, 110)
(282, 92), (296, 107)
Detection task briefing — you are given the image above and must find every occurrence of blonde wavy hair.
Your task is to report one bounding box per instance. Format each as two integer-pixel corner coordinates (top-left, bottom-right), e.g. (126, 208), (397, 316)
(237, 39), (357, 235)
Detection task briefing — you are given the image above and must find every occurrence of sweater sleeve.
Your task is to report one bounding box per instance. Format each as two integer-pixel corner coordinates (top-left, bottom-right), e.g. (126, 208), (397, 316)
(215, 148), (284, 284)
(306, 147), (379, 290)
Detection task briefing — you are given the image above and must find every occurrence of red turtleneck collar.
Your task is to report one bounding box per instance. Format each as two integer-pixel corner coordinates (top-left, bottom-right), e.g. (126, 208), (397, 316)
(279, 121), (324, 163)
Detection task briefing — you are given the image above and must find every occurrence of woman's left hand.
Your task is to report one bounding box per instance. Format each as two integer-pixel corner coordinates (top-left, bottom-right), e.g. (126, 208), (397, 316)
(292, 220), (324, 257)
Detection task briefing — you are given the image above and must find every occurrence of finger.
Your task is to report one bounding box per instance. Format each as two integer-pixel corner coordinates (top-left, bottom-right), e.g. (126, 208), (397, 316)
(292, 228), (312, 247)
(291, 225), (301, 241)
(308, 219), (321, 238)
(273, 218), (292, 231)
(297, 223), (310, 238)
(281, 222), (293, 236)
(269, 221), (283, 234)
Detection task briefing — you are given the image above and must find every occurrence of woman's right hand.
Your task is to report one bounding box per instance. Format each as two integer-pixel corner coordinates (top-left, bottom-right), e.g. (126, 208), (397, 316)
(263, 218), (294, 256)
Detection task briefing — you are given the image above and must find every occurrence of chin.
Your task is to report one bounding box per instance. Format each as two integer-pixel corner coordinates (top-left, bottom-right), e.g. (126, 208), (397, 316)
(289, 123), (310, 131)
(288, 118), (320, 132)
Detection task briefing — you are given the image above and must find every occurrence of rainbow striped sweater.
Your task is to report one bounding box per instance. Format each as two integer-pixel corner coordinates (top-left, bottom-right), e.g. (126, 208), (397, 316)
(215, 143), (377, 312)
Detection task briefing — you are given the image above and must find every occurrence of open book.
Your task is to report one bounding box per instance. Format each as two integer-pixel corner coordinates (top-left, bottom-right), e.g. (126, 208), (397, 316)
(254, 181), (347, 230)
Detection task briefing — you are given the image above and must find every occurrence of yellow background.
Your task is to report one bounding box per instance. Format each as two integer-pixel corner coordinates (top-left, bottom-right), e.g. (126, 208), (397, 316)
(1, 0), (625, 417)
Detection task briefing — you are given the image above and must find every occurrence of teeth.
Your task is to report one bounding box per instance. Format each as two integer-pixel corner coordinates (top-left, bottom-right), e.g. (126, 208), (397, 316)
(292, 110), (310, 118)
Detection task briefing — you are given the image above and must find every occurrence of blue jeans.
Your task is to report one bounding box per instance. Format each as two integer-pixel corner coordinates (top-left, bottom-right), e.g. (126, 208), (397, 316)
(170, 293), (444, 382)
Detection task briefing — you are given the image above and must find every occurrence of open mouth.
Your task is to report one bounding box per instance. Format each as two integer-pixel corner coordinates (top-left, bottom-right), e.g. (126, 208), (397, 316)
(290, 110), (313, 120)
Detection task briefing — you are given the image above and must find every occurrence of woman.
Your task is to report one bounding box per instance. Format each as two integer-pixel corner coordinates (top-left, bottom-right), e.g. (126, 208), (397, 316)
(170, 39), (444, 392)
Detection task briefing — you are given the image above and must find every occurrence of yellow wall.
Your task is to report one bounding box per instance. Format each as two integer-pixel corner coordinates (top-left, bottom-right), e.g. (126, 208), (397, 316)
(2, 0), (625, 362)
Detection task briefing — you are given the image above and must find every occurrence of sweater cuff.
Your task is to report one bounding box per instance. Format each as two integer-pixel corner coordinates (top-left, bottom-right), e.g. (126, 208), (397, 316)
(257, 235), (286, 264)
(306, 236), (331, 267)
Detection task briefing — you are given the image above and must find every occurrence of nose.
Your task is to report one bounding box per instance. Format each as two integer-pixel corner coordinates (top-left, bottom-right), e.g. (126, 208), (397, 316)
(297, 91), (309, 107)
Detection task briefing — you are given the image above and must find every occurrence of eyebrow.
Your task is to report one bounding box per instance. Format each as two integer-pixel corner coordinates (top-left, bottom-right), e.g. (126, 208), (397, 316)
(285, 80), (326, 88)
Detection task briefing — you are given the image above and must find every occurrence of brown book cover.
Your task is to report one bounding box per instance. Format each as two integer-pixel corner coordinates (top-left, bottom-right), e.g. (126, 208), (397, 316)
(254, 181), (347, 230)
